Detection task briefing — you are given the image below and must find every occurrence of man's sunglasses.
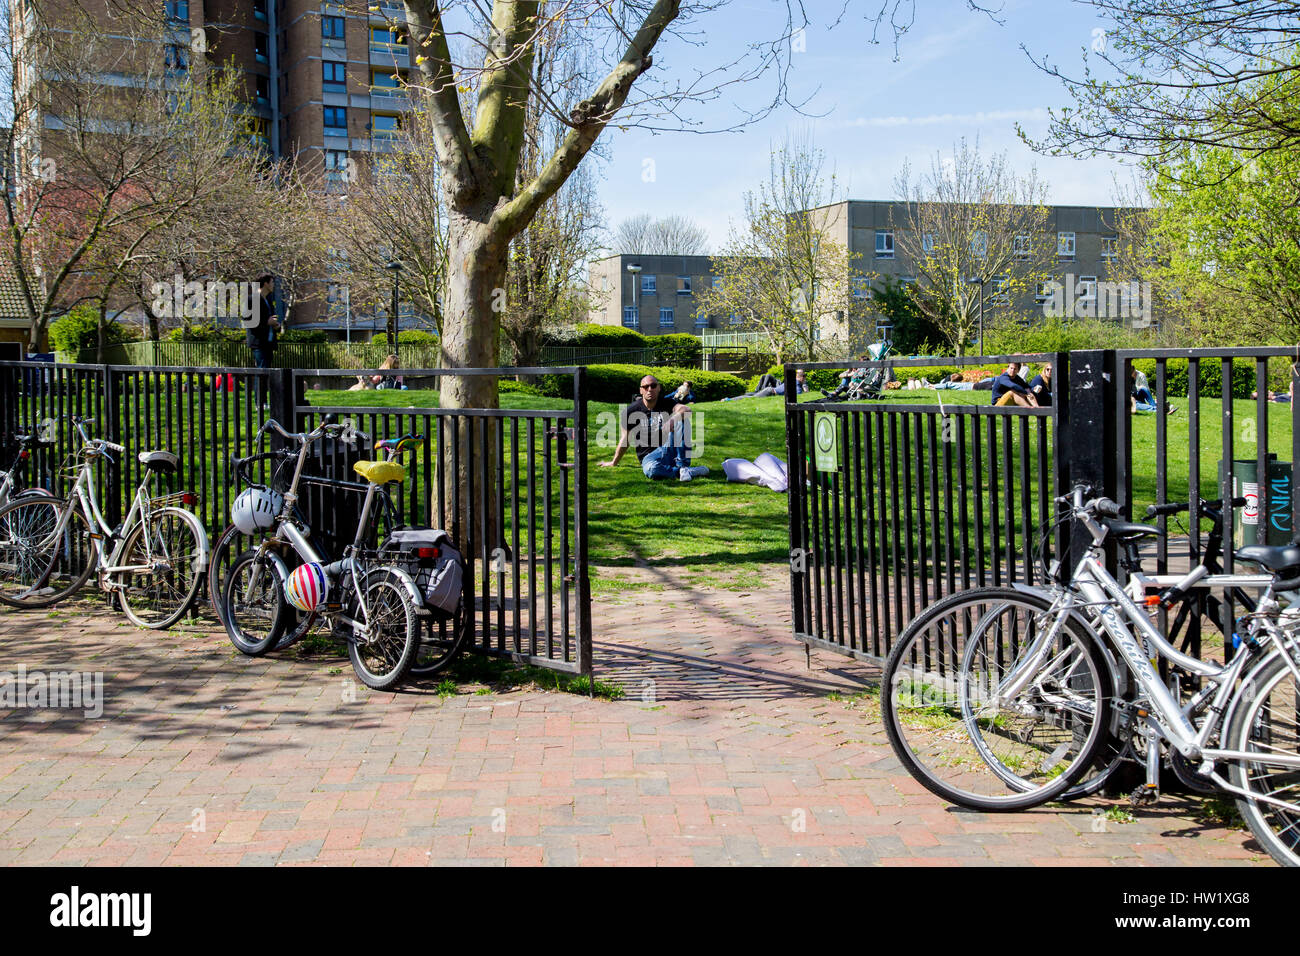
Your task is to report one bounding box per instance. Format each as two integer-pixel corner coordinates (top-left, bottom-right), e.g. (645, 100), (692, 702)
(640, 383), (659, 389)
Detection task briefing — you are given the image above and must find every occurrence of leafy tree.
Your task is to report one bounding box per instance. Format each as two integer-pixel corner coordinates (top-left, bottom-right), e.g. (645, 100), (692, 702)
(870, 277), (948, 356)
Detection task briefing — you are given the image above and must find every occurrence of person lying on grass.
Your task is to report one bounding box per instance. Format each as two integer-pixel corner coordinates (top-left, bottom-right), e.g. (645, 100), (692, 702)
(600, 375), (710, 482)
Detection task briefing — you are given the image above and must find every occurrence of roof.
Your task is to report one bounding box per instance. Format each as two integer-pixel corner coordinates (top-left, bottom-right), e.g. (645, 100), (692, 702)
(0, 260), (27, 324)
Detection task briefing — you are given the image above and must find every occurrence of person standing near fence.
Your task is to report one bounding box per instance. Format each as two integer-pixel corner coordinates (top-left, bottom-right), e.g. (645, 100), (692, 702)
(245, 275), (280, 370)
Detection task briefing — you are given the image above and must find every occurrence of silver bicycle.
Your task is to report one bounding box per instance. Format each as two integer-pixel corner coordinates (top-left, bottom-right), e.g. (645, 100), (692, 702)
(0, 416), (209, 628)
(883, 485), (1300, 867)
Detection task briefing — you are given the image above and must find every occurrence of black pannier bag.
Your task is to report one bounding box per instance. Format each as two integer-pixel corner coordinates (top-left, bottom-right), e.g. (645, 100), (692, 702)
(382, 528), (464, 615)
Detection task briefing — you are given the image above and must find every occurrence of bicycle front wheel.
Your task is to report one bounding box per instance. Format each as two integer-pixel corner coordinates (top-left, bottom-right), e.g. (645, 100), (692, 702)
(222, 550), (289, 655)
(0, 497), (95, 608)
(346, 571), (418, 691)
(1227, 655), (1300, 866)
(116, 508), (206, 628)
(208, 523), (316, 648)
(882, 586), (1113, 811)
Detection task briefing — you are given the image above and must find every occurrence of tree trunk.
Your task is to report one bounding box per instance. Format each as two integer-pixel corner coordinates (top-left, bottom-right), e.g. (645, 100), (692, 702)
(438, 205), (507, 558)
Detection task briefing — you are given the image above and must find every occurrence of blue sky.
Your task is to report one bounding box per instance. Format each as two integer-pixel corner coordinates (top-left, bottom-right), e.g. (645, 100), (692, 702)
(592, 0), (1137, 251)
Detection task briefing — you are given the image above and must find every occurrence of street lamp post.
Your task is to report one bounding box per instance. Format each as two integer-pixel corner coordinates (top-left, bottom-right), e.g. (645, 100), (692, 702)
(965, 276), (986, 356)
(386, 260), (402, 350)
(626, 263), (642, 328)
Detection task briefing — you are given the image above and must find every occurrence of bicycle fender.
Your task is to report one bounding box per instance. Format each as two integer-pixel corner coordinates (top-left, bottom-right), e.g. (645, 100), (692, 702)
(365, 566), (423, 611)
(157, 506), (211, 571)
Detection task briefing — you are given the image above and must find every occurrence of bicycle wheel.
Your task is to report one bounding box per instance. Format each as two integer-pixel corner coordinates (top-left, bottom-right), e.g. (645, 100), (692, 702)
(1226, 655), (1300, 866)
(0, 497), (96, 608)
(882, 586), (1113, 811)
(410, 597), (470, 677)
(208, 523), (316, 648)
(222, 549), (289, 655)
(346, 571), (418, 691)
(116, 508), (206, 629)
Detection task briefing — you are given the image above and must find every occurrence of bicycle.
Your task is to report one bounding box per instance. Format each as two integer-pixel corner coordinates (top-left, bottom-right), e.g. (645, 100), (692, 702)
(0, 416), (209, 628)
(0, 428), (56, 509)
(220, 418), (423, 690)
(882, 485), (1300, 867)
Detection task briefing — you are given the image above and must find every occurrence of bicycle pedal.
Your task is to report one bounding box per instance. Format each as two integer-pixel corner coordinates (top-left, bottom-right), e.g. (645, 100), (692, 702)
(1128, 785), (1160, 806)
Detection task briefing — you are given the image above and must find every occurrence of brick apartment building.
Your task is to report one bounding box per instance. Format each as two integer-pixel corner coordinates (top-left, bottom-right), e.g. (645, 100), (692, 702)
(587, 254), (736, 334)
(9, 0), (417, 336)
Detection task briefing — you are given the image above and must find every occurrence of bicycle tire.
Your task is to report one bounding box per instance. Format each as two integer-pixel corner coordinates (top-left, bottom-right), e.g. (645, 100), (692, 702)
(1226, 655), (1300, 866)
(345, 571), (418, 691)
(410, 597), (470, 677)
(222, 549), (289, 655)
(882, 586), (1114, 812)
(0, 497), (96, 608)
(208, 523), (317, 648)
(115, 508), (206, 629)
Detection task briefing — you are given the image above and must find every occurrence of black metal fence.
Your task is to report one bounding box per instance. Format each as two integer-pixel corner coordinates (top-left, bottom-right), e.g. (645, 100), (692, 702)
(784, 347), (1299, 665)
(0, 360), (592, 677)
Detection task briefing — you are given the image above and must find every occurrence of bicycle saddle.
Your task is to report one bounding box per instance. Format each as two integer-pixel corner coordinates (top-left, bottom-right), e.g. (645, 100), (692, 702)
(1100, 518), (1162, 540)
(1235, 543), (1300, 574)
(14, 433), (53, 448)
(138, 450), (179, 474)
(353, 460), (406, 485)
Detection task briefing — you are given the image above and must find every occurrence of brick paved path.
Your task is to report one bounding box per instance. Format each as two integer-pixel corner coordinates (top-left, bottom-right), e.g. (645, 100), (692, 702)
(0, 569), (1271, 866)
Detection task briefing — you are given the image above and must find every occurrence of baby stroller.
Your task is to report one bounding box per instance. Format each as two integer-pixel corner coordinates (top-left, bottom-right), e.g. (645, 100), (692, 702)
(814, 341), (892, 402)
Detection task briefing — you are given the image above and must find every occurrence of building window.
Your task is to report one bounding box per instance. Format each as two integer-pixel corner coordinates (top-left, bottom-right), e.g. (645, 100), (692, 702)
(712, 276), (723, 290)
(677, 275), (691, 295)
(370, 27), (408, 53)
(640, 274), (656, 294)
(875, 230), (894, 259)
(601, 276), (610, 292)
(1057, 231), (1076, 258)
(164, 0), (188, 22)
(990, 275), (1010, 305)
(370, 69), (406, 97)
(323, 106), (347, 134)
(622, 306), (638, 327)
(253, 0), (267, 19)
(1034, 279), (1055, 303)
(970, 230), (988, 258)
(1102, 235), (1118, 260)
(658, 308), (674, 329)
(851, 276), (870, 299)
(694, 311), (709, 328)
(255, 75), (270, 106)
(729, 313), (743, 326)
(322, 15), (345, 39)
(254, 32), (269, 63)
(922, 232), (936, 254)
(370, 112), (402, 138)
(1077, 275), (1098, 303)
(1013, 235), (1031, 259)
(323, 61), (347, 93)
(324, 149), (349, 181)
(164, 44), (188, 71)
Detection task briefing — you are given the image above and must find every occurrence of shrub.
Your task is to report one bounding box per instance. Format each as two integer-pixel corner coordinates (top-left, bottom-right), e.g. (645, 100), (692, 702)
(543, 323), (650, 349)
(165, 323), (243, 343)
(497, 380), (543, 396)
(536, 364), (746, 403)
(396, 329), (439, 345)
(651, 333), (701, 367)
(983, 315), (1159, 355)
(49, 307), (142, 353)
(1130, 357), (1267, 399)
(279, 328), (328, 344)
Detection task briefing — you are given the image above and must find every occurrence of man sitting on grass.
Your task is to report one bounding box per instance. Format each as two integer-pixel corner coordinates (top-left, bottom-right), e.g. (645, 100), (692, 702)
(601, 375), (710, 482)
(991, 362), (1039, 408)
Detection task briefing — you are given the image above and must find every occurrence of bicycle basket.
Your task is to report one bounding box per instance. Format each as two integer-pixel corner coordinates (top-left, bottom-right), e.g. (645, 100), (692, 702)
(382, 528), (464, 614)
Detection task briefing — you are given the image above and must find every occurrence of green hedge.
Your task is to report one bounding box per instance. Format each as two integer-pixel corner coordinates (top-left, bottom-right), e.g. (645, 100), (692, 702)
(49, 308), (142, 352)
(537, 364), (746, 403)
(543, 324), (702, 367)
(396, 329), (438, 345)
(165, 323), (244, 343)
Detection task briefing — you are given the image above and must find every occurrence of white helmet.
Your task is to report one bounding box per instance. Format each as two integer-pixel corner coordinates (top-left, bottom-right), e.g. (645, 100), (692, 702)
(231, 487), (283, 534)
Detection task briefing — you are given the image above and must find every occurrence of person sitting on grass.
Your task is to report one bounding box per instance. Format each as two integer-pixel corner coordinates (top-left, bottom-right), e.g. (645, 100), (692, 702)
(672, 380), (695, 403)
(724, 369), (808, 401)
(991, 362), (1039, 408)
(600, 375), (710, 482)
(1131, 366), (1176, 414)
(1028, 362), (1053, 407)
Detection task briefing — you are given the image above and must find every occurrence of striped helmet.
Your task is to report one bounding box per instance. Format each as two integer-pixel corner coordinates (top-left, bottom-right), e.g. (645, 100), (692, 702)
(284, 562), (328, 612)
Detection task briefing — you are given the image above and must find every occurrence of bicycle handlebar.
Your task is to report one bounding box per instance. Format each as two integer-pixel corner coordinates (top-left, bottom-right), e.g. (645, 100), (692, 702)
(1145, 497), (1248, 518)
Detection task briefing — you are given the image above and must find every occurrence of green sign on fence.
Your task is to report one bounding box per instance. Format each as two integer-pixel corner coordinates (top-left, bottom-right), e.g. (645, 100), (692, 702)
(813, 412), (839, 472)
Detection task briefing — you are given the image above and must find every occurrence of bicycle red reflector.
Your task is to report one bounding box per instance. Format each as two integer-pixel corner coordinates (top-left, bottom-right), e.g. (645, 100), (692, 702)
(416, 547), (438, 558)
(182, 492), (197, 505)
(18, 450), (28, 460)
(1144, 594), (1161, 607)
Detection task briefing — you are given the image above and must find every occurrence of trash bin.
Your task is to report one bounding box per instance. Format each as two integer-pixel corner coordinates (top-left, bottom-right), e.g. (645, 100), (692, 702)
(1219, 455), (1293, 547)
(301, 434), (368, 557)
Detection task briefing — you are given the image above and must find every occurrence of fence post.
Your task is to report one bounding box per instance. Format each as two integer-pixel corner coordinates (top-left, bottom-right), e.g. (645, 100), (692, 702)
(783, 361), (807, 644)
(572, 366), (593, 682)
(101, 365), (122, 528)
(267, 367), (296, 431)
(1061, 349), (1117, 568)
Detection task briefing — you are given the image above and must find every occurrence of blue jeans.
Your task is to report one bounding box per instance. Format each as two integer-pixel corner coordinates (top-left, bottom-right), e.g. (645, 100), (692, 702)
(1133, 387), (1157, 412)
(641, 423), (691, 479)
